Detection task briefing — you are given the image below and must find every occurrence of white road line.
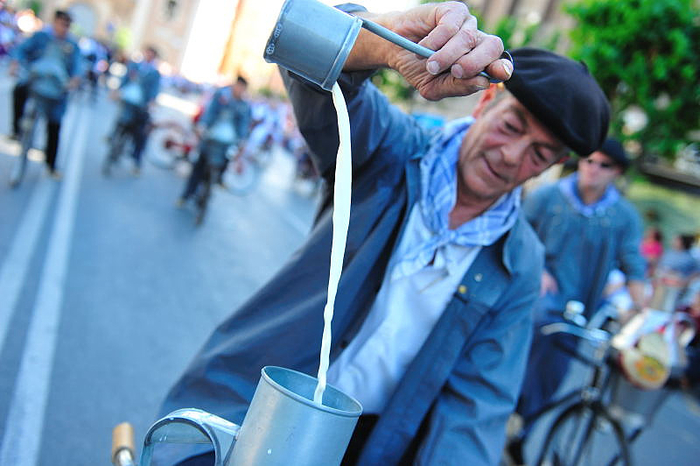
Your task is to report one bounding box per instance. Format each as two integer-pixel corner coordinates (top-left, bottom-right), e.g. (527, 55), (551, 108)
(0, 97), (81, 355)
(0, 101), (90, 466)
(0, 179), (54, 353)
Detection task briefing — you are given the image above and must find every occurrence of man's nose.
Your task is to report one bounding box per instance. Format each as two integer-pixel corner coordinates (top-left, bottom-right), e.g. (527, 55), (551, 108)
(501, 138), (528, 166)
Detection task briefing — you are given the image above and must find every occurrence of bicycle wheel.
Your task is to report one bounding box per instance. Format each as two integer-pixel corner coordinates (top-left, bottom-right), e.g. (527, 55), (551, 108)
(10, 100), (38, 188)
(537, 401), (631, 466)
(223, 156), (260, 195)
(148, 123), (189, 169)
(103, 126), (128, 176)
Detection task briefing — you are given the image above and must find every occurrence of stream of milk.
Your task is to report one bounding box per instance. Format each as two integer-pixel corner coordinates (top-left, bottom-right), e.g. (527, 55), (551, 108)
(313, 82), (352, 405)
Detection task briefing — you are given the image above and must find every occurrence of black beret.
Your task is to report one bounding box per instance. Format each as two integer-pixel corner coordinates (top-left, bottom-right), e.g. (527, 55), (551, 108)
(504, 47), (610, 156)
(600, 138), (630, 170)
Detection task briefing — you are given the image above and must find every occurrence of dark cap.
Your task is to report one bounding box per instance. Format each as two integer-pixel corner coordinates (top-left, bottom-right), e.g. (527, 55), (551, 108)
(599, 138), (630, 170)
(504, 47), (610, 156)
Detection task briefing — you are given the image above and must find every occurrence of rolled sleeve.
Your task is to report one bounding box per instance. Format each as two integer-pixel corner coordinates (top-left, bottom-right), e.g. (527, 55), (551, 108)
(281, 68), (429, 181)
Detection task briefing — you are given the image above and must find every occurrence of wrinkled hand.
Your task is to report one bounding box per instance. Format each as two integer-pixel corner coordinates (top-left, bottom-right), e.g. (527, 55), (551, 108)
(380, 2), (510, 100)
(540, 270), (559, 297)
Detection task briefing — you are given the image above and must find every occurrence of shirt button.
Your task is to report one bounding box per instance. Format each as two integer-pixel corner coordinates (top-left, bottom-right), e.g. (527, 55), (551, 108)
(458, 285), (468, 295)
(474, 273), (483, 282)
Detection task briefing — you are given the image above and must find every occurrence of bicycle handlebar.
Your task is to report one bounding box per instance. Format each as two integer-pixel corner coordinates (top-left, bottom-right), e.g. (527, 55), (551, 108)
(540, 322), (611, 343)
(112, 422), (136, 466)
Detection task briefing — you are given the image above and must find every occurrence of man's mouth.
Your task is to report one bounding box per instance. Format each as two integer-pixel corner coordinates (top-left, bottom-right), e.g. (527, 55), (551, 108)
(483, 156), (508, 183)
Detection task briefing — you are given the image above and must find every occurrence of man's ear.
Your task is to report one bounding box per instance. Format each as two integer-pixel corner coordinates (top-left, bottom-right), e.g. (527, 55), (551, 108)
(472, 83), (503, 118)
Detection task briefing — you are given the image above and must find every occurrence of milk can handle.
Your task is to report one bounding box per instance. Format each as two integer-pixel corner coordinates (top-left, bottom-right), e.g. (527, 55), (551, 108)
(140, 408), (241, 466)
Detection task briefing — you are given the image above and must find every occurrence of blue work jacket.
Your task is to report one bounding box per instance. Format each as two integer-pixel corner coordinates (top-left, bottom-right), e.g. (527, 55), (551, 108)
(522, 180), (645, 316)
(162, 70), (544, 465)
(199, 86), (252, 143)
(120, 59), (161, 106)
(13, 27), (81, 121)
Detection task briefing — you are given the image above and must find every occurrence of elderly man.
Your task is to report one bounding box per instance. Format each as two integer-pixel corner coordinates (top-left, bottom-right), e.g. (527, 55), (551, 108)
(160, 2), (609, 465)
(508, 138), (647, 464)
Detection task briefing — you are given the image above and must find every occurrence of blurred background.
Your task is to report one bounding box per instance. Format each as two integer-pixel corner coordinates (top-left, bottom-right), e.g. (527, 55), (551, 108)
(0, 0), (698, 465)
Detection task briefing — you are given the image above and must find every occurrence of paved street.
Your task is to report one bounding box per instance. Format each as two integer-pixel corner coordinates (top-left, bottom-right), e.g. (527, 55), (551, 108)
(0, 73), (699, 465)
(0, 75), (317, 465)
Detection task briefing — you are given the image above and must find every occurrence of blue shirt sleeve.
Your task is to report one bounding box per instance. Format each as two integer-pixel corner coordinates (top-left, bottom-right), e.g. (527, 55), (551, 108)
(281, 68), (431, 180)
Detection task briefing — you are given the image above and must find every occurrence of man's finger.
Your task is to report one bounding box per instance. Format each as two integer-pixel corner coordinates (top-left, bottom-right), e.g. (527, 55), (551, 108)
(419, 74), (490, 101)
(450, 34), (507, 80)
(420, 4), (477, 75)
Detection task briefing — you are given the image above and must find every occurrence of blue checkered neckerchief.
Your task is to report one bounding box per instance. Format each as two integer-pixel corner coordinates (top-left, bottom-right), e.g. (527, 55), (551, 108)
(558, 173), (620, 217)
(392, 117), (521, 279)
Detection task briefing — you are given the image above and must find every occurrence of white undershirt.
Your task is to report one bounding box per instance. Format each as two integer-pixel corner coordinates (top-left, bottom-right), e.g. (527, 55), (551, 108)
(327, 205), (481, 413)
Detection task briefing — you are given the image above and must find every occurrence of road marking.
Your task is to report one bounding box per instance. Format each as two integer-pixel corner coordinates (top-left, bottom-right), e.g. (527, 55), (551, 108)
(0, 95), (81, 353)
(0, 101), (89, 466)
(0, 179), (54, 353)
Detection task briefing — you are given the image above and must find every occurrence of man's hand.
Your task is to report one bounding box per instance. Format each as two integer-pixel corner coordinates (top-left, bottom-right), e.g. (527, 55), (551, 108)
(347, 2), (511, 100)
(67, 76), (81, 91)
(540, 270), (559, 297)
(8, 61), (19, 78)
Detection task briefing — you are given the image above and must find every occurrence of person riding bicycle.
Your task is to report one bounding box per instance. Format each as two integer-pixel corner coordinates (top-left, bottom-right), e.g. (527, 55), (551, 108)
(110, 45), (161, 175)
(176, 76), (251, 207)
(9, 10), (81, 178)
(507, 138), (648, 464)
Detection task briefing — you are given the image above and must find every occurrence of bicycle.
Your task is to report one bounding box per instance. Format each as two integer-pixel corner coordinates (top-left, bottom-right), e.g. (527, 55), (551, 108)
(513, 302), (695, 466)
(102, 102), (150, 176)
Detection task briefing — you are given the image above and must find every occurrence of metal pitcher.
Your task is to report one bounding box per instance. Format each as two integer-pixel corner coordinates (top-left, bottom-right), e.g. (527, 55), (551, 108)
(140, 366), (362, 466)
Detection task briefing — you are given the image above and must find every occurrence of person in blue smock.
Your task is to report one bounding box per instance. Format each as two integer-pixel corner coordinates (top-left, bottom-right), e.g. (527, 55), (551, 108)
(158, 3), (610, 465)
(176, 76), (251, 206)
(508, 138), (647, 464)
(9, 10), (81, 178)
(111, 45), (161, 174)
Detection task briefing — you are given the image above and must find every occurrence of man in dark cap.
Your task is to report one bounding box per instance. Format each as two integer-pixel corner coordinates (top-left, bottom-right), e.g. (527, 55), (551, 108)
(159, 3), (610, 465)
(507, 137), (647, 464)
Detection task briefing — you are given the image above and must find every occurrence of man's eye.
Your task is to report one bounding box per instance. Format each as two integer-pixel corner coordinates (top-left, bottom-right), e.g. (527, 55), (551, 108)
(504, 121), (520, 133)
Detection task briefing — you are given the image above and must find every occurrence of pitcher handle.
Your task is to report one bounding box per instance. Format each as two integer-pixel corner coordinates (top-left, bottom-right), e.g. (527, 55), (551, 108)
(140, 408), (240, 466)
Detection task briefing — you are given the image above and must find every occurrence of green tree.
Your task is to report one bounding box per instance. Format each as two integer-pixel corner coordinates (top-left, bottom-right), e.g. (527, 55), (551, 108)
(565, 0), (700, 160)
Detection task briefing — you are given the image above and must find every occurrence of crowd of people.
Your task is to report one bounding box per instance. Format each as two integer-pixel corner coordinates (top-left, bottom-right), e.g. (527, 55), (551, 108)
(3, 3), (700, 465)
(3, 7), (313, 207)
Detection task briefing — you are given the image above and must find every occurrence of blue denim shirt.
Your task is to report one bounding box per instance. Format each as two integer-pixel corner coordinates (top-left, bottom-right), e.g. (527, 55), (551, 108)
(522, 178), (646, 316)
(162, 70), (544, 465)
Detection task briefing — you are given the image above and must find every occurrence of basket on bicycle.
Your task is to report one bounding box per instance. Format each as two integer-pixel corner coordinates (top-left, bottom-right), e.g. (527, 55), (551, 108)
(608, 308), (695, 424)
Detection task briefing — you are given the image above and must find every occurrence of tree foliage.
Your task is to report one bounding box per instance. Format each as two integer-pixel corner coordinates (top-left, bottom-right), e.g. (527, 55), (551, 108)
(565, 0), (700, 159)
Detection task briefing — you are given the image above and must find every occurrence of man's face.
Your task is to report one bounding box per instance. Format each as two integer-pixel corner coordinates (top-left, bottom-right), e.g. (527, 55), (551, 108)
(144, 49), (156, 62)
(457, 90), (566, 203)
(53, 18), (71, 39)
(577, 150), (621, 192)
(232, 82), (247, 99)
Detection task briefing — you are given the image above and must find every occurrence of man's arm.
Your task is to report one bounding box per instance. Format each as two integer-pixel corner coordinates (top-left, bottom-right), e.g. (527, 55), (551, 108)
(146, 69), (161, 104)
(618, 206), (648, 310)
(345, 2), (511, 100)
